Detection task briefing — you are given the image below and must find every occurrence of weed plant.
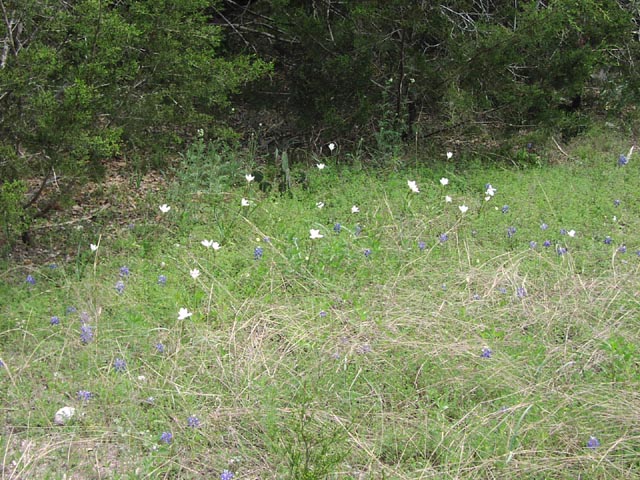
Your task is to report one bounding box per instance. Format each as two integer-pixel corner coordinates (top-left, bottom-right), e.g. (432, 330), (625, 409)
(2, 129), (640, 479)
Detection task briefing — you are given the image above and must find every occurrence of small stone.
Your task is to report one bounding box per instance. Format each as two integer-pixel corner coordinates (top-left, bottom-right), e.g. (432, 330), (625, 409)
(54, 406), (76, 425)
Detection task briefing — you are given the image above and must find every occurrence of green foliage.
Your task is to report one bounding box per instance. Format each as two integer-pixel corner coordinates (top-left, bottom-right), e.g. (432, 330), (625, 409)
(0, 180), (27, 249)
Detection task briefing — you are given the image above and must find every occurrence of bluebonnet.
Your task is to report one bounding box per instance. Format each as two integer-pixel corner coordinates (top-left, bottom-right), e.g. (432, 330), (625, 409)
(0, 359), (5, 368)
(587, 436), (600, 449)
(499, 287), (507, 294)
(77, 390), (92, 401)
(543, 240), (551, 247)
(560, 229), (567, 236)
(80, 311), (90, 323)
(80, 324), (93, 344)
(160, 432), (173, 444)
(501, 205), (509, 214)
(557, 246), (568, 255)
(540, 223), (548, 230)
(473, 293), (481, 300)
(363, 248), (372, 257)
(439, 233), (448, 243)
(155, 343), (165, 354)
(604, 236), (612, 245)
(319, 311), (327, 318)
(507, 226), (516, 238)
(529, 241), (537, 249)
(418, 241), (426, 251)
(614, 199), (621, 207)
(113, 358), (127, 372)
(333, 223), (341, 233)
(66, 306), (77, 314)
(26, 275), (35, 285)
(115, 280), (125, 294)
(50, 316), (60, 326)
(517, 287), (527, 298)
(354, 225), (362, 236)
(187, 415), (200, 428)
(119, 266), (130, 277)
(618, 154), (628, 166)
(618, 245), (627, 253)
(481, 347), (492, 358)
(254, 247), (263, 260)
(158, 274), (167, 285)
(220, 470), (234, 480)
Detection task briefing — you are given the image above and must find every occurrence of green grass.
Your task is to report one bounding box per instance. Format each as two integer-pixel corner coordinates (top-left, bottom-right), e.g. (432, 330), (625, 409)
(2, 127), (640, 479)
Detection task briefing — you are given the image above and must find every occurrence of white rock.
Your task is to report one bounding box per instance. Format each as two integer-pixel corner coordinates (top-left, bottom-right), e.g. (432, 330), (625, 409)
(54, 406), (76, 425)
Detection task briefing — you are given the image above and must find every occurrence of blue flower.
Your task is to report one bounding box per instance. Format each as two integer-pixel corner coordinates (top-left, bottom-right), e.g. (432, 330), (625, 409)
(618, 245), (627, 253)
(507, 226), (516, 238)
(333, 223), (341, 233)
(26, 275), (35, 285)
(604, 236), (612, 245)
(80, 324), (93, 344)
(220, 470), (234, 480)
(501, 205), (509, 214)
(66, 306), (77, 314)
(543, 240), (551, 248)
(155, 343), (165, 354)
(618, 154), (628, 166)
(529, 241), (537, 249)
(115, 280), (125, 294)
(319, 311), (327, 318)
(354, 225), (362, 236)
(77, 390), (92, 401)
(557, 246), (568, 255)
(158, 275), (167, 285)
(560, 229), (567, 236)
(418, 241), (426, 251)
(119, 266), (130, 277)
(439, 233), (448, 243)
(363, 248), (372, 257)
(540, 223), (548, 230)
(481, 347), (492, 358)
(254, 247), (263, 260)
(187, 415), (200, 428)
(160, 431), (173, 444)
(517, 287), (527, 298)
(614, 199), (621, 207)
(50, 316), (60, 326)
(587, 436), (600, 449)
(113, 358), (127, 372)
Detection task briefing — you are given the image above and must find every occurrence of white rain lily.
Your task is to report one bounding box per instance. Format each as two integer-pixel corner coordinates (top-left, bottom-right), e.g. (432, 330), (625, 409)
(190, 268), (200, 280)
(201, 240), (221, 250)
(351, 205), (360, 214)
(90, 244), (99, 252)
(178, 308), (193, 320)
(407, 180), (420, 193)
(567, 230), (576, 237)
(459, 205), (469, 213)
(309, 229), (324, 239)
(446, 152), (453, 159)
(245, 174), (255, 183)
(316, 202), (325, 209)
(485, 196), (491, 201)
(328, 142), (336, 152)
(485, 185), (497, 196)
(241, 198), (250, 207)
(445, 195), (452, 203)
(159, 204), (171, 213)
(317, 163), (326, 170)
(440, 177), (449, 186)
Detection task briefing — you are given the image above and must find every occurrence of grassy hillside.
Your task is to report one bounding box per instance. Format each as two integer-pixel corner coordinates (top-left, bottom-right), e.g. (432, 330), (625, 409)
(2, 127), (640, 479)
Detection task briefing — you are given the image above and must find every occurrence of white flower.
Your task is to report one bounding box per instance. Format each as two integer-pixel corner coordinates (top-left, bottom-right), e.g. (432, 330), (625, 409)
(567, 229), (576, 237)
(485, 185), (497, 196)
(485, 196), (491, 201)
(446, 151), (453, 159)
(351, 205), (360, 214)
(90, 244), (99, 252)
(316, 202), (325, 209)
(445, 196), (452, 203)
(178, 308), (193, 320)
(190, 268), (200, 280)
(241, 198), (250, 207)
(440, 177), (449, 186)
(407, 180), (420, 193)
(309, 229), (324, 239)
(459, 205), (469, 213)
(245, 174), (255, 183)
(201, 240), (221, 250)
(159, 204), (171, 213)
(316, 163), (326, 170)
(328, 142), (336, 152)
